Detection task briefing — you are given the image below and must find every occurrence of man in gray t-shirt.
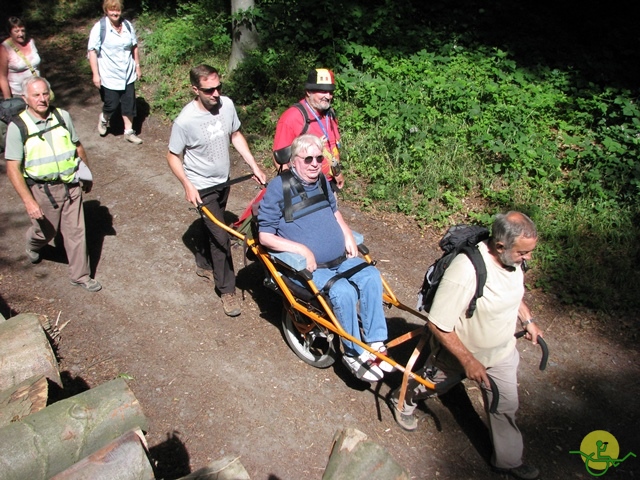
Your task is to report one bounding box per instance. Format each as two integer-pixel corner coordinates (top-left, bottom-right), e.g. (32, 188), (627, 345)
(167, 64), (267, 317)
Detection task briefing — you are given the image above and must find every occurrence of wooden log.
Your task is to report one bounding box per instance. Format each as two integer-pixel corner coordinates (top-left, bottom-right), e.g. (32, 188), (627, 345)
(177, 456), (251, 480)
(0, 313), (61, 390)
(0, 375), (48, 427)
(50, 429), (154, 480)
(0, 378), (148, 480)
(322, 428), (410, 480)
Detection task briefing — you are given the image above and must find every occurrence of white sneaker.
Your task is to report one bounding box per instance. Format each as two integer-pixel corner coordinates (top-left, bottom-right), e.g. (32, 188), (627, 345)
(342, 351), (384, 382)
(124, 129), (143, 145)
(369, 342), (396, 372)
(98, 114), (108, 136)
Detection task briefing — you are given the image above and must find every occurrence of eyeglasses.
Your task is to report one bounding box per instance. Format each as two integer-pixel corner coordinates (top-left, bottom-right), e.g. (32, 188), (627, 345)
(198, 84), (222, 95)
(296, 155), (325, 164)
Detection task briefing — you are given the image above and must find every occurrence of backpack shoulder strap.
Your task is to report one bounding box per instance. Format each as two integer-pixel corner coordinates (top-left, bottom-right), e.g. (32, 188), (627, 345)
(293, 102), (312, 135)
(51, 108), (68, 132)
(10, 114), (28, 145)
(96, 16), (109, 57)
(123, 19), (133, 33)
(460, 244), (487, 318)
(100, 16), (106, 46)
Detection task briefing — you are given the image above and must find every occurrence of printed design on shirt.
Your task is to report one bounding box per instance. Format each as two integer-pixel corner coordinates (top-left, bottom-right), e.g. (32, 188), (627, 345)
(206, 120), (224, 141)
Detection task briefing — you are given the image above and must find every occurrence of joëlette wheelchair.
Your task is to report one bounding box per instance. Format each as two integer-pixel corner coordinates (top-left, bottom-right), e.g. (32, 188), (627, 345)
(197, 175), (548, 413)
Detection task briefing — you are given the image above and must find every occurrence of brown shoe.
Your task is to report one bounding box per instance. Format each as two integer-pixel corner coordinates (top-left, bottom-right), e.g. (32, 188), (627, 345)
(195, 267), (214, 282)
(221, 292), (241, 317)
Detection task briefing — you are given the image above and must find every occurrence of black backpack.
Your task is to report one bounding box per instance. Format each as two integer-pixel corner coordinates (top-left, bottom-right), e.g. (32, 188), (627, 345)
(0, 97), (27, 124)
(417, 225), (490, 318)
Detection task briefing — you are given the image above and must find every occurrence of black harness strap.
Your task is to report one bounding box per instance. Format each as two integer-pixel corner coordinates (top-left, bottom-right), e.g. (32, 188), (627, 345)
(198, 173), (254, 201)
(321, 261), (373, 295)
(25, 178), (73, 209)
(281, 170), (330, 223)
(316, 254), (347, 269)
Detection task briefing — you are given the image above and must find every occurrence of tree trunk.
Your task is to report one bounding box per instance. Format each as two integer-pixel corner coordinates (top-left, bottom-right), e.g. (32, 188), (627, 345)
(228, 0), (259, 72)
(50, 429), (154, 480)
(177, 456), (250, 480)
(0, 378), (148, 480)
(322, 428), (410, 480)
(0, 313), (61, 391)
(0, 375), (48, 428)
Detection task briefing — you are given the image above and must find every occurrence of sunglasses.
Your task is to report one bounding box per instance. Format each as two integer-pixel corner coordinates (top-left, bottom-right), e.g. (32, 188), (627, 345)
(297, 155), (325, 164)
(198, 84), (222, 95)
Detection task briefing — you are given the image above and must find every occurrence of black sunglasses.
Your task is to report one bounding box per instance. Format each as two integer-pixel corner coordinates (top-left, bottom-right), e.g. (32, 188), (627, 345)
(198, 84), (222, 95)
(297, 155), (325, 164)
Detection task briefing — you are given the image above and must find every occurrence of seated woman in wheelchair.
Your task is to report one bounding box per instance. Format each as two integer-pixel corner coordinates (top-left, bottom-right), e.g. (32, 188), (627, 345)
(257, 134), (393, 382)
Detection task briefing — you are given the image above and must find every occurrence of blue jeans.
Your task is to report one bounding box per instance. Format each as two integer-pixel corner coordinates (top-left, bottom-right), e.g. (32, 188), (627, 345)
(311, 257), (388, 356)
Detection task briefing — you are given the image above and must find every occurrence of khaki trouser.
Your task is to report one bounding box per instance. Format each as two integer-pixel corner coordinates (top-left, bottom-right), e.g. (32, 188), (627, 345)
(406, 346), (523, 469)
(27, 182), (90, 283)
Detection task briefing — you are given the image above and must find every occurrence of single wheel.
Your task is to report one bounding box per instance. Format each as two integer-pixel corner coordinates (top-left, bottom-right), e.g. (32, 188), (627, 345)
(281, 304), (337, 368)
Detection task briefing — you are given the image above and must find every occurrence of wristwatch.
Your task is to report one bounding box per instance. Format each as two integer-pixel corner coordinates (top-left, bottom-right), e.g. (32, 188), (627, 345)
(521, 318), (535, 327)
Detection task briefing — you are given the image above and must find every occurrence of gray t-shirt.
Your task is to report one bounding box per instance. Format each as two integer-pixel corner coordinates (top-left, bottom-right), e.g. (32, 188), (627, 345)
(168, 97), (241, 190)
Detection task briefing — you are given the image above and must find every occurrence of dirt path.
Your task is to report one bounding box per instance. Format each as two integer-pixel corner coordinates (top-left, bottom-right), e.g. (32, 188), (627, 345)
(1, 24), (638, 480)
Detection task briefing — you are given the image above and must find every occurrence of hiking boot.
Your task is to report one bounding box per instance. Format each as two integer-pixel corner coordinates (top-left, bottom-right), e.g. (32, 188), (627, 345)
(389, 387), (418, 431)
(369, 341), (396, 372)
(342, 351), (384, 382)
(492, 464), (540, 480)
(195, 267), (214, 282)
(25, 248), (41, 264)
(98, 114), (108, 136)
(124, 130), (143, 144)
(70, 278), (103, 292)
(221, 292), (241, 317)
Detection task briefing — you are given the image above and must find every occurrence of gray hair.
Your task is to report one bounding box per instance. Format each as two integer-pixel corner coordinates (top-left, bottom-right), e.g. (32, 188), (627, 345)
(290, 134), (323, 162)
(21, 76), (51, 95)
(491, 211), (537, 249)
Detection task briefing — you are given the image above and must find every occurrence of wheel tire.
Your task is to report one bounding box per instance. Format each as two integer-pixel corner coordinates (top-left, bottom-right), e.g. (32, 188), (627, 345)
(281, 304), (337, 368)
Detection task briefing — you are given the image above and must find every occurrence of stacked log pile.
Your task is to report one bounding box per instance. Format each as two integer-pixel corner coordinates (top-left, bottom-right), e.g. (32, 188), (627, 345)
(0, 313), (407, 479)
(0, 313), (152, 480)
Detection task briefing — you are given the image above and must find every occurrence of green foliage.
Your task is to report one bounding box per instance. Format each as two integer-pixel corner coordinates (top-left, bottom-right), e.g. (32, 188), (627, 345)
(20, 0), (98, 27)
(138, 1), (230, 118)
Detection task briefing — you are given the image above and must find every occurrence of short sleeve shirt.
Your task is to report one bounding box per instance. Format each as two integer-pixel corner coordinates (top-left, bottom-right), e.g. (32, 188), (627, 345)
(87, 18), (137, 90)
(428, 241), (523, 367)
(168, 98), (241, 190)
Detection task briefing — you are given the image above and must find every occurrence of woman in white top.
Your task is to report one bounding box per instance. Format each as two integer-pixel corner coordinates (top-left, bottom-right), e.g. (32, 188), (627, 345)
(87, 0), (143, 144)
(0, 17), (41, 98)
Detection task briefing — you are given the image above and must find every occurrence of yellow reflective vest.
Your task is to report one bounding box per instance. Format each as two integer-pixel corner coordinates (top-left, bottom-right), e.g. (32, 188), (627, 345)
(18, 108), (78, 183)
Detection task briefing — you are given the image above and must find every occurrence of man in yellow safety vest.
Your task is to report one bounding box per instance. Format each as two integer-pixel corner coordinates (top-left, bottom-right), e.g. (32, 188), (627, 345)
(4, 76), (102, 292)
